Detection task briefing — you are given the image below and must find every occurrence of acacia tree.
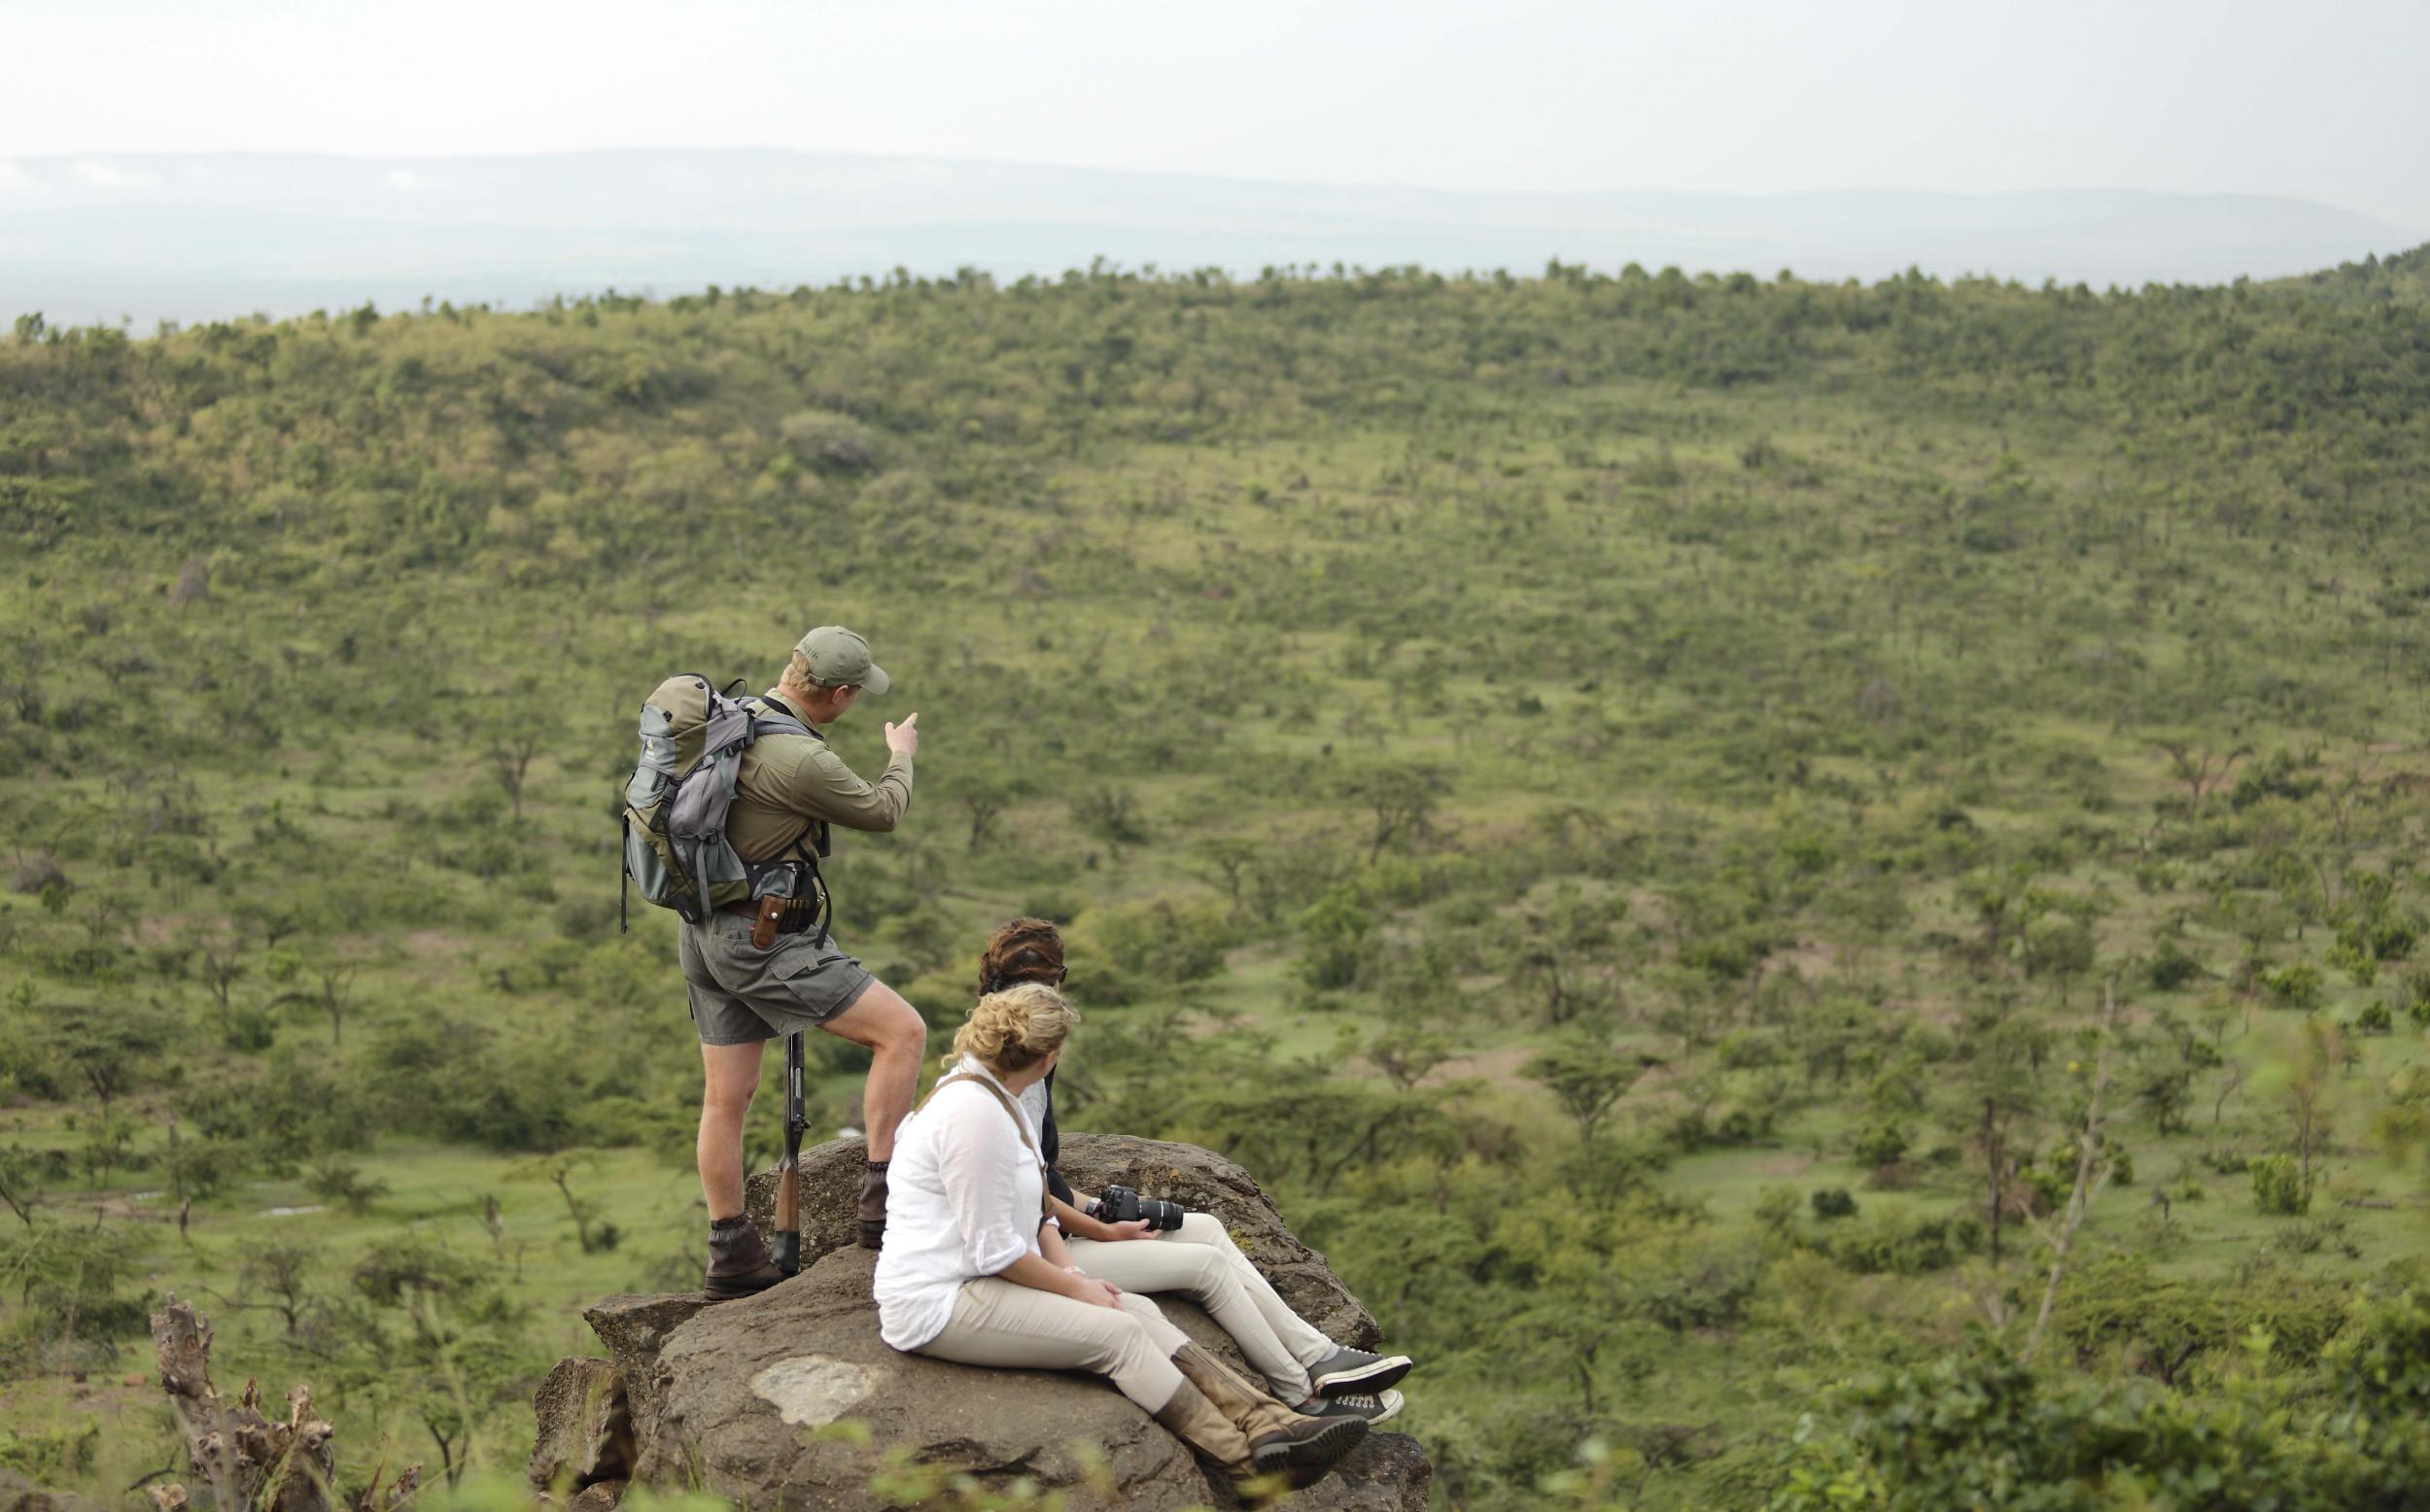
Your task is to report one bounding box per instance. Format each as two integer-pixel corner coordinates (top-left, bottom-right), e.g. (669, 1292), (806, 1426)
(0, 1144), (37, 1225)
(1190, 837), (1264, 920)
(1947, 1018), (2047, 1268)
(1366, 1024), (1454, 1093)
(2022, 912), (2097, 1006)
(43, 1001), (176, 1115)
(217, 1239), (325, 1339)
(2150, 734), (2250, 807)
(1526, 1034), (1651, 1148)
(1510, 885), (1627, 1027)
(956, 770), (1030, 851)
(1342, 761), (1451, 864)
(2279, 1014), (2344, 1192)
(276, 960), (359, 1047)
(488, 728), (543, 821)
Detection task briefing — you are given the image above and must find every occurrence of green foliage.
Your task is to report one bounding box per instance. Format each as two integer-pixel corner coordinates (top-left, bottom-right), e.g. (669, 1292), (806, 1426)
(2264, 963), (2326, 1013)
(1815, 1209), (1977, 1275)
(1294, 885), (1373, 990)
(2250, 1154), (2311, 1216)
(1850, 1122), (1910, 1170)
(305, 1158), (390, 1215)
(1771, 1331), (2430, 1511)
(1070, 898), (1233, 992)
(9, 254), (2430, 1508)
(0, 1220), (151, 1375)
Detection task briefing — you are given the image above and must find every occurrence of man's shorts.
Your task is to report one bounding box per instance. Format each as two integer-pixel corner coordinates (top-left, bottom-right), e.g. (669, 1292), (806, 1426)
(677, 909), (878, 1046)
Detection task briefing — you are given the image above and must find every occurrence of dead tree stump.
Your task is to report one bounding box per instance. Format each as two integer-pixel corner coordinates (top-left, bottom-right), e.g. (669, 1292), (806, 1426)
(148, 1293), (419, 1512)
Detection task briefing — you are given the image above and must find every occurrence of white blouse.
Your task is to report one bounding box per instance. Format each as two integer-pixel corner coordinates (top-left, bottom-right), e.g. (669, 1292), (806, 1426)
(872, 1060), (1055, 1351)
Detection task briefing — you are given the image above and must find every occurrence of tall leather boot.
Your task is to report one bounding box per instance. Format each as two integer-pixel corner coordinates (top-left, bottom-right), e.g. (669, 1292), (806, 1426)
(855, 1161), (888, 1250)
(1171, 1343), (1367, 1483)
(1151, 1379), (1264, 1483)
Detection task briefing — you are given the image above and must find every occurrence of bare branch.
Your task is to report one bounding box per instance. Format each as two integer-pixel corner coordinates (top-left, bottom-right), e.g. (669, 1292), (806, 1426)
(2022, 978), (2124, 1364)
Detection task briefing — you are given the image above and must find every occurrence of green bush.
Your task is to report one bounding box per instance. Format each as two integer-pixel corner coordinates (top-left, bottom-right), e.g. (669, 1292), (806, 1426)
(1771, 1336), (2430, 1512)
(2144, 941), (2205, 990)
(2252, 1153), (2311, 1216)
(1822, 1210), (1976, 1274)
(2265, 964), (2327, 1012)
(1851, 1122), (1910, 1169)
(1075, 897), (1234, 987)
(1293, 885), (1372, 990)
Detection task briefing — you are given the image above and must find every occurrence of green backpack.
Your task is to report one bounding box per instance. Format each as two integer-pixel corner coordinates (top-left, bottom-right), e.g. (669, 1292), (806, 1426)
(618, 675), (829, 934)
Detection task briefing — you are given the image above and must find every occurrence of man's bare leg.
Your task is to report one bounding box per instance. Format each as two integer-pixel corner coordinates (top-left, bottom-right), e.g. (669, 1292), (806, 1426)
(821, 981), (925, 1247)
(698, 1040), (768, 1220)
(698, 1039), (787, 1298)
(821, 980), (926, 1161)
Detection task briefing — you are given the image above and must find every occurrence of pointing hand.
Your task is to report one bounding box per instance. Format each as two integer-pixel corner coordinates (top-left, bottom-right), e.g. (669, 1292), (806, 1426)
(885, 711), (919, 757)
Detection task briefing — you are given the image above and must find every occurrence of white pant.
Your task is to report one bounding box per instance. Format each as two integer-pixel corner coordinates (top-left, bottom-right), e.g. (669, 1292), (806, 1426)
(920, 1279), (1191, 1413)
(1064, 1211), (1336, 1402)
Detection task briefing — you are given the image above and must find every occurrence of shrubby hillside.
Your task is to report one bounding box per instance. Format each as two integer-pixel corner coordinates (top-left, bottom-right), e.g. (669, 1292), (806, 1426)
(5, 249), (2430, 1508)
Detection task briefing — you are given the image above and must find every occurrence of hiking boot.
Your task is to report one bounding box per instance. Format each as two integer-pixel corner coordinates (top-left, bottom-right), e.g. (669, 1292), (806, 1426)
(704, 1216), (785, 1302)
(1294, 1389), (1403, 1426)
(1152, 1379), (1254, 1471)
(1171, 1344), (1366, 1481)
(1308, 1343), (1412, 1396)
(855, 1161), (889, 1250)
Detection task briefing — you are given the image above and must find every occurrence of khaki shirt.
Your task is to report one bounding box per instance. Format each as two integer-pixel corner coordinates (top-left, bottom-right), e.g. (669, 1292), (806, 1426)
(727, 687), (915, 862)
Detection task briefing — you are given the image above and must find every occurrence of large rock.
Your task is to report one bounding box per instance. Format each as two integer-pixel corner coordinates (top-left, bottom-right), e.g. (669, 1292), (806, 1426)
(528, 1357), (635, 1493)
(577, 1290), (708, 1491)
(538, 1137), (1427, 1509)
(745, 1133), (1379, 1349)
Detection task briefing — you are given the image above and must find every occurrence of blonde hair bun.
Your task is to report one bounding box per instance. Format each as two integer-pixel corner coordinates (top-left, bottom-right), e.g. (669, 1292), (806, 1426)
(950, 981), (1080, 1075)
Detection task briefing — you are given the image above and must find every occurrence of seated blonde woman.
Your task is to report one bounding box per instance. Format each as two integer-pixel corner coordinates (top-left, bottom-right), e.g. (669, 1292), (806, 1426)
(969, 918), (1413, 1425)
(872, 982), (1368, 1489)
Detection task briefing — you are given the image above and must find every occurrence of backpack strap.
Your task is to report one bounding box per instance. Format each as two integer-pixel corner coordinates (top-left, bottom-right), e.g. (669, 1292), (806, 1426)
(738, 695), (836, 944)
(923, 1071), (1055, 1221)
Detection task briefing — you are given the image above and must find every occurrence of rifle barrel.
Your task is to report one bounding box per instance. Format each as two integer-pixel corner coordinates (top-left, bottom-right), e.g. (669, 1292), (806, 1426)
(772, 1031), (808, 1275)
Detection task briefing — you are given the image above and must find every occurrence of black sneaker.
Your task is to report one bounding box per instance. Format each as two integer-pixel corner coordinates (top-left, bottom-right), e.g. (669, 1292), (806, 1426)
(1307, 1345), (1412, 1396)
(1296, 1390), (1403, 1426)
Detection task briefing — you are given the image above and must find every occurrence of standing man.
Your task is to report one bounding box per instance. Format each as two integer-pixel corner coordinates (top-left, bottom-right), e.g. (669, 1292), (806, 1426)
(683, 625), (926, 1300)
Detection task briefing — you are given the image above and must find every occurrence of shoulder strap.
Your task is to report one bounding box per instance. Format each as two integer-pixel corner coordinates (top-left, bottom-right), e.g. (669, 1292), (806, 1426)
(924, 1071), (1054, 1219)
(743, 696), (821, 742)
(741, 696), (833, 850)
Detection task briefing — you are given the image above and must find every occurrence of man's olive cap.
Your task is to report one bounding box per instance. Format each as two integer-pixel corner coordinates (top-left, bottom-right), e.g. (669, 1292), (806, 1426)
(794, 625), (891, 695)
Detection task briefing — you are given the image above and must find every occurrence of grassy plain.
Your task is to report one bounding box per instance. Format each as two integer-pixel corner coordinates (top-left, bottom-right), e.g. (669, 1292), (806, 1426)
(5, 249), (2430, 1506)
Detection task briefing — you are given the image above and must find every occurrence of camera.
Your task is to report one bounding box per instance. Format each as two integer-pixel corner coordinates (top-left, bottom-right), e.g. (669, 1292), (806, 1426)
(1090, 1184), (1186, 1232)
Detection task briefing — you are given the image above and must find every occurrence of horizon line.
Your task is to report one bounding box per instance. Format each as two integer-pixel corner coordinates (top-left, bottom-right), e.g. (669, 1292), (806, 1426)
(4, 146), (2418, 233)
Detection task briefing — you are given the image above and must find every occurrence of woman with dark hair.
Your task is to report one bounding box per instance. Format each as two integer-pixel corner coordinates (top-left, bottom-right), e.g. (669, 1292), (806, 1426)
(971, 918), (1414, 1424)
(874, 982), (1367, 1490)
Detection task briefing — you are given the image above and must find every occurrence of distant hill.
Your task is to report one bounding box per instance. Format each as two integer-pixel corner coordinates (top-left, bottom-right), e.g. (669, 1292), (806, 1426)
(2277, 242), (2430, 303)
(2, 150), (2420, 326)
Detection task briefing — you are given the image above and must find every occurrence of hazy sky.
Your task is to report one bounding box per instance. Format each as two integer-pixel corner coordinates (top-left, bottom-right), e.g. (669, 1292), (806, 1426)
(8, 0), (2426, 229)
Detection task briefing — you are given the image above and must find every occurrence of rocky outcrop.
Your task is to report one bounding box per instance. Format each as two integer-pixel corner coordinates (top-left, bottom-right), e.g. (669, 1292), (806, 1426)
(745, 1133), (1381, 1351)
(536, 1135), (1426, 1510)
(529, 1357), (635, 1493)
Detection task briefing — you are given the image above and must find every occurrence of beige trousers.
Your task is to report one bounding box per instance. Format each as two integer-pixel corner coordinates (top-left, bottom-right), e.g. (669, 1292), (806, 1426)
(920, 1276), (1191, 1413)
(1065, 1211), (1334, 1402)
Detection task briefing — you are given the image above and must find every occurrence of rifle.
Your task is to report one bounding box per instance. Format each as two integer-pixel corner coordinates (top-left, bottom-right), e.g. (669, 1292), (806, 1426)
(772, 1030), (808, 1275)
(767, 872), (828, 1278)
